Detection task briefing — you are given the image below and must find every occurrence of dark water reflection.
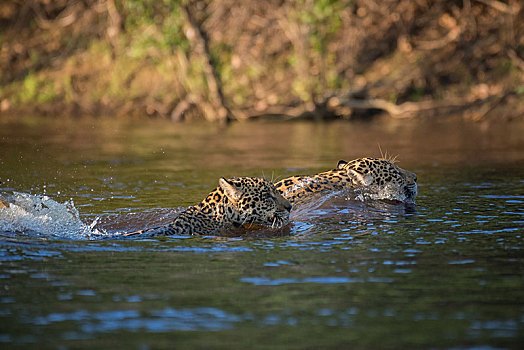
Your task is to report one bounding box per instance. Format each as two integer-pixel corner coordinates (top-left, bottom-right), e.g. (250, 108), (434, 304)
(0, 117), (523, 348)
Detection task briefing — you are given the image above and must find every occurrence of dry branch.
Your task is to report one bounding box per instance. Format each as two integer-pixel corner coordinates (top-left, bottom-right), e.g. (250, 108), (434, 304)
(237, 90), (518, 121)
(475, 0), (520, 14)
(414, 26), (462, 50)
(32, 1), (82, 29)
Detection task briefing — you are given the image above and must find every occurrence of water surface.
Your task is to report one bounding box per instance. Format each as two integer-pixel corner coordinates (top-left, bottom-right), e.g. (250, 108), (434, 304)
(0, 117), (523, 348)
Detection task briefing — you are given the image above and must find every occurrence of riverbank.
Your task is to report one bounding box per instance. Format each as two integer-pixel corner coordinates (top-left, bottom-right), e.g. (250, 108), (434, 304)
(1, 1), (523, 122)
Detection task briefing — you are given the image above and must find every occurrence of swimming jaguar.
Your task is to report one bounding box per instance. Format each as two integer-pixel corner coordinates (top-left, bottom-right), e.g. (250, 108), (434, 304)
(124, 177), (292, 237)
(274, 157), (418, 204)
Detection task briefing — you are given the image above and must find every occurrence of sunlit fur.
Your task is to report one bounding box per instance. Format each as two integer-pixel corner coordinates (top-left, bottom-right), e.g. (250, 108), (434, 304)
(125, 177), (291, 237)
(274, 157), (418, 204)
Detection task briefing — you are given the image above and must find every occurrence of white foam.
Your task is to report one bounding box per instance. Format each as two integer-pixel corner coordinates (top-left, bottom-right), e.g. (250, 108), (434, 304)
(0, 192), (106, 240)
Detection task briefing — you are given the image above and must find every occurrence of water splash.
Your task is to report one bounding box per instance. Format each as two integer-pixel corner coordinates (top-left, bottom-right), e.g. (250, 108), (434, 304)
(0, 192), (106, 240)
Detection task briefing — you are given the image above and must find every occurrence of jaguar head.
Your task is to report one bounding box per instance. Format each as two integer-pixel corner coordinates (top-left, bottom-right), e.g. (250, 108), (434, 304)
(337, 158), (418, 203)
(219, 177), (292, 229)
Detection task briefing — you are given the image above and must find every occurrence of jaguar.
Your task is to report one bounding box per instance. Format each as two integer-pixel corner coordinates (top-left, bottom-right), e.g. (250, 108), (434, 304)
(125, 177), (292, 237)
(274, 157), (418, 204)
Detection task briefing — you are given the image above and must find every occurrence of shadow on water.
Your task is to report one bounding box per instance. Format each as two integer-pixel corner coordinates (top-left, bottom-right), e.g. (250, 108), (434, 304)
(0, 117), (523, 348)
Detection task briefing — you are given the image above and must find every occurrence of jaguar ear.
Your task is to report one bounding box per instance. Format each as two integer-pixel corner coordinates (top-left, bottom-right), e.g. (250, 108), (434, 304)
(219, 178), (242, 202)
(337, 160), (348, 169)
(346, 169), (374, 187)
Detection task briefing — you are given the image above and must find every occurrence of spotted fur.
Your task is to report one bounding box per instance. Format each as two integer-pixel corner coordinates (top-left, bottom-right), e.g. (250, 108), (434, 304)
(0, 181), (7, 208)
(124, 177), (291, 237)
(0, 197), (9, 208)
(274, 157), (418, 204)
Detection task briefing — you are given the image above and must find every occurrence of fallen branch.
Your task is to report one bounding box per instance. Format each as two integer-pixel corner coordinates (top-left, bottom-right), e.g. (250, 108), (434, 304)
(475, 0), (520, 14)
(414, 26), (462, 51)
(32, 1), (82, 30)
(234, 104), (311, 120)
(327, 95), (464, 119)
(236, 89), (517, 121)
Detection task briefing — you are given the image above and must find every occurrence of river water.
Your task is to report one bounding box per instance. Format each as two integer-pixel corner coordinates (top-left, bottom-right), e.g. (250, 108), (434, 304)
(0, 117), (523, 348)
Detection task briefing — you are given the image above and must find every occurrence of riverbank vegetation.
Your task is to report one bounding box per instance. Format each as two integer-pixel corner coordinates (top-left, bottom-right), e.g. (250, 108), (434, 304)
(0, 0), (522, 122)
